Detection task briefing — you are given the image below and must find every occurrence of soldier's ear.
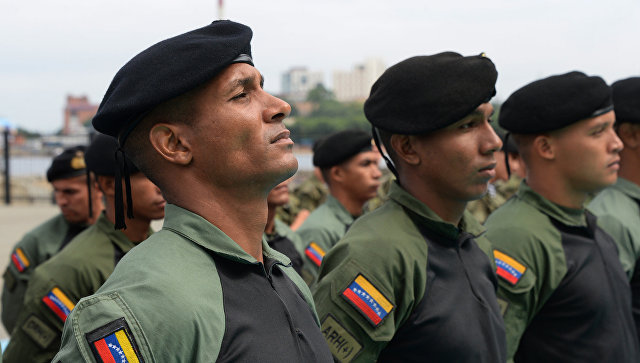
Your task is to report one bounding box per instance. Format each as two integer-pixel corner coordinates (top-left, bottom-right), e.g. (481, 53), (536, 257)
(149, 123), (193, 166)
(617, 123), (640, 149)
(532, 134), (555, 160)
(97, 175), (116, 197)
(391, 134), (420, 166)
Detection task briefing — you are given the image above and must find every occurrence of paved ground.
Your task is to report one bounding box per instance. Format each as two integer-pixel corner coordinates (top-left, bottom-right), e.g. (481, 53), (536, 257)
(0, 203), (163, 341)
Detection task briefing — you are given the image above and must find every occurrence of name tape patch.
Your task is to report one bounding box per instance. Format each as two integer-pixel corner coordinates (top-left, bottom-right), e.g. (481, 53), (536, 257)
(11, 248), (30, 272)
(341, 274), (394, 327)
(86, 317), (144, 363)
(494, 250), (527, 285)
(42, 287), (75, 322)
(321, 314), (362, 363)
(305, 242), (325, 267)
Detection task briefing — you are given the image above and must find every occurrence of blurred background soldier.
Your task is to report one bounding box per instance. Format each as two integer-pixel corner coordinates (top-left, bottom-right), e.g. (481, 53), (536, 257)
(3, 134), (164, 363)
(296, 129), (381, 284)
(265, 178), (304, 274)
(1, 146), (103, 333)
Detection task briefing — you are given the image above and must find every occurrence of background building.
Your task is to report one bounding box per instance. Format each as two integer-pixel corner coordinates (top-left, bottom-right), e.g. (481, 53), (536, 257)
(332, 58), (386, 102)
(281, 67), (324, 102)
(63, 95), (98, 135)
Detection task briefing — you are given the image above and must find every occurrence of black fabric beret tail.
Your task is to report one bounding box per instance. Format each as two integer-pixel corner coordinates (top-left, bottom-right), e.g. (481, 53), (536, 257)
(612, 77), (640, 125)
(46, 146), (87, 182)
(499, 71), (613, 134)
(364, 52), (497, 135)
(92, 20), (253, 144)
(85, 134), (138, 176)
(313, 129), (373, 168)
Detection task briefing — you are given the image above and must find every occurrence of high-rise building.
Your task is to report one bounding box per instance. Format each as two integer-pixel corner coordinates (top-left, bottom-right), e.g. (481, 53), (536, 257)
(63, 95), (98, 135)
(281, 67), (324, 102)
(333, 58), (386, 102)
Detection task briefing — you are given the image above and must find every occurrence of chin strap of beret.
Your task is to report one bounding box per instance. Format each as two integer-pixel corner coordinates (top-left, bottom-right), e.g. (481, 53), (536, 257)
(114, 148), (134, 230)
(372, 126), (398, 178)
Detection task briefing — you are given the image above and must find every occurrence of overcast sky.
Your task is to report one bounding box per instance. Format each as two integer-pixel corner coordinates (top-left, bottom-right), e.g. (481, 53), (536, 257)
(1, 0), (638, 133)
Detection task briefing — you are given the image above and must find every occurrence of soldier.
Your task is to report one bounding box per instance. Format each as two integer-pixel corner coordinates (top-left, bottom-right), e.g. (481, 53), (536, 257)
(485, 71), (639, 361)
(589, 77), (640, 340)
(54, 20), (332, 362)
(3, 134), (164, 362)
(296, 129), (382, 283)
(1, 146), (103, 333)
(265, 178), (304, 274)
(313, 52), (506, 362)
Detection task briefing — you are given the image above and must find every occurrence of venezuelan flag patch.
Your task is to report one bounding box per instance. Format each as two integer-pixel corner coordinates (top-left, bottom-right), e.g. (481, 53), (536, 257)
(341, 274), (394, 327)
(494, 250), (527, 285)
(11, 248), (30, 272)
(305, 242), (325, 267)
(42, 287), (75, 322)
(86, 318), (144, 363)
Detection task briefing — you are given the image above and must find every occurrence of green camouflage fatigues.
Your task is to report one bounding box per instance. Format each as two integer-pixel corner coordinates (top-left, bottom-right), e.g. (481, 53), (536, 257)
(485, 182), (639, 362)
(296, 195), (355, 284)
(590, 177), (640, 341)
(2, 214), (88, 333)
(293, 174), (328, 213)
(3, 212), (145, 363)
(312, 182), (506, 362)
(467, 176), (521, 224)
(53, 204), (332, 362)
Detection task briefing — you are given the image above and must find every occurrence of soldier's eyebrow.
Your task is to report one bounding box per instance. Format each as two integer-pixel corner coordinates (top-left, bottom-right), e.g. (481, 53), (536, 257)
(224, 73), (265, 96)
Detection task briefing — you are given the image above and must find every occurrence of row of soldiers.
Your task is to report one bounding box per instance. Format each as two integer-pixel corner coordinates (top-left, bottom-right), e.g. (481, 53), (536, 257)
(1, 19), (639, 362)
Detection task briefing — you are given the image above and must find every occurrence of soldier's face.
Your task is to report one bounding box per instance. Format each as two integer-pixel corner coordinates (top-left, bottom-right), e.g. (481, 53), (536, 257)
(551, 110), (622, 193)
(267, 179), (291, 207)
(126, 173), (165, 222)
(337, 150), (382, 203)
(411, 103), (502, 201)
(52, 175), (92, 224)
(188, 63), (297, 192)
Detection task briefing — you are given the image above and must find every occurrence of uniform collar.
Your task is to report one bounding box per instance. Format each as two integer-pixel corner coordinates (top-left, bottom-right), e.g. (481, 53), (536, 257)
(517, 181), (587, 227)
(388, 181), (486, 240)
(162, 204), (289, 265)
(94, 212), (142, 254)
(325, 195), (356, 226)
(612, 177), (640, 201)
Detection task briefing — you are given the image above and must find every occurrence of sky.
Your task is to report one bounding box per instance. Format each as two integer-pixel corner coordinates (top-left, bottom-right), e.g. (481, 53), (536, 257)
(1, 0), (639, 133)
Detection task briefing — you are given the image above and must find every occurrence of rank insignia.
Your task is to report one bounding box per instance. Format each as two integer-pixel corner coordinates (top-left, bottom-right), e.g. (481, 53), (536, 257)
(11, 248), (30, 272)
(494, 250), (527, 285)
(305, 242), (325, 267)
(341, 274), (394, 327)
(86, 318), (144, 363)
(42, 287), (75, 322)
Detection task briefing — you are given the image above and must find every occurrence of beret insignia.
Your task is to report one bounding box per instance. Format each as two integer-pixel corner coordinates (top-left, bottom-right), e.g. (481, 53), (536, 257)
(70, 151), (86, 170)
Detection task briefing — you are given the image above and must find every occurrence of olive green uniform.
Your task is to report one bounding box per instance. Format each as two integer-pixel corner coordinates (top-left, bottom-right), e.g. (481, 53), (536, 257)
(485, 182), (639, 362)
(1, 214), (88, 333)
(53, 204), (332, 362)
(3, 213), (144, 363)
(264, 219), (304, 274)
(296, 195), (355, 282)
(589, 177), (640, 340)
(312, 182), (506, 362)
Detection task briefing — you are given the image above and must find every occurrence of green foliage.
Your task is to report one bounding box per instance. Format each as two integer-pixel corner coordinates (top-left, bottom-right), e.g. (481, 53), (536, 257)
(289, 99), (369, 145)
(16, 127), (41, 138)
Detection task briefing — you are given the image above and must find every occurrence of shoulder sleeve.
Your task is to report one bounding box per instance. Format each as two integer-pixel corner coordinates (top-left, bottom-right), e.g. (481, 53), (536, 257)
(486, 219), (566, 360)
(297, 226), (333, 281)
(312, 214), (427, 363)
(596, 214), (635, 278)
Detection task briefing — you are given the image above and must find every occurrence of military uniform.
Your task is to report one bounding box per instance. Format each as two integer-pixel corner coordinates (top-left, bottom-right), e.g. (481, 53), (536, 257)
(485, 182), (639, 361)
(3, 213), (145, 363)
(296, 195), (355, 282)
(1, 213), (88, 333)
(293, 173), (328, 213)
(264, 218), (304, 274)
(313, 182), (506, 362)
(467, 176), (521, 223)
(590, 177), (640, 339)
(53, 204), (332, 362)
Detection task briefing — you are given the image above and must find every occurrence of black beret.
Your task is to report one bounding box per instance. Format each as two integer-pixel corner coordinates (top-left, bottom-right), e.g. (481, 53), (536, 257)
(364, 52), (497, 135)
(46, 146), (87, 182)
(499, 71), (613, 134)
(313, 130), (373, 168)
(85, 134), (139, 176)
(612, 77), (640, 125)
(495, 128), (518, 154)
(92, 20), (253, 144)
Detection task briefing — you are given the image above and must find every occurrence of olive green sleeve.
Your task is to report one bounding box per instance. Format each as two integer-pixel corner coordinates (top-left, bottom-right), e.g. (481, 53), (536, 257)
(296, 226), (334, 281)
(486, 223), (567, 360)
(312, 216), (427, 363)
(596, 214), (636, 278)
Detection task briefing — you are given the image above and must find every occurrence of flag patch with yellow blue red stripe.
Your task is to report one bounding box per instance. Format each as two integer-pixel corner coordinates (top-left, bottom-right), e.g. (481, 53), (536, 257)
(305, 242), (325, 267)
(87, 318), (144, 363)
(11, 248), (30, 272)
(42, 287), (75, 322)
(341, 274), (394, 327)
(494, 250), (527, 285)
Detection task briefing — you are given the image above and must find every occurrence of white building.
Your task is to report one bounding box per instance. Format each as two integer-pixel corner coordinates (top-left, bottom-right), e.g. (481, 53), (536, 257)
(332, 58), (386, 102)
(281, 67), (324, 102)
